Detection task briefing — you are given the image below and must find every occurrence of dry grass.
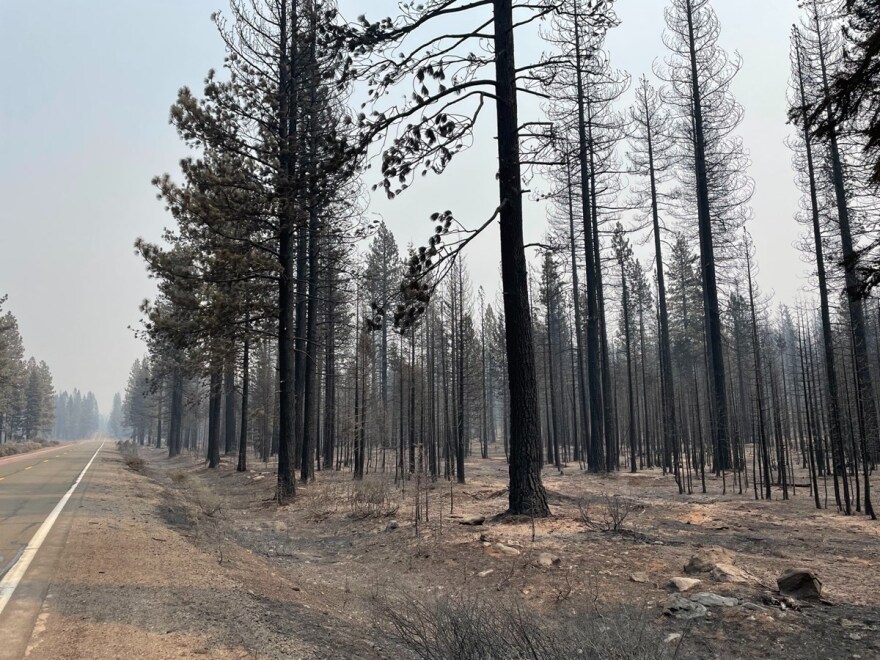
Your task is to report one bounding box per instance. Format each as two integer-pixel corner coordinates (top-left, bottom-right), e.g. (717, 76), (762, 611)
(378, 591), (671, 660)
(0, 439), (59, 458)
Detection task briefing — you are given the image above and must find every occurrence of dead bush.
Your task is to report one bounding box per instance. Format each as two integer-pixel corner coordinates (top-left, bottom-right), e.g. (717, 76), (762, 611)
(0, 441), (42, 457)
(303, 481), (344, 521)
(0, 439), (59, 457)
(169, 470), (189, 484)
(578, 494), (642, 534)
(190, 482), (222, 517)
(124, 454), (146, 471)
(118, 442), (145, 471)
(378, 592), (670, 660)
(347, 478), (399, 519)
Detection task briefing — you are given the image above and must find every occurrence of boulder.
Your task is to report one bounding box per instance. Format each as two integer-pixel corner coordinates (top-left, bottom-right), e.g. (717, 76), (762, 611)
(669, 577), (702, 592)
(777, 568), (822, 600)
(493, 543), (521, 557)
(690, 592), (738, 607)
(710, 563), (754, 584)
(664, 595), (708, 620)
(385, 520), (399, 532)
(535, 552), (561, 568)
(684, 547), (735, 574)
(630, 572), (650, 584)
(459, 515), (486, 526)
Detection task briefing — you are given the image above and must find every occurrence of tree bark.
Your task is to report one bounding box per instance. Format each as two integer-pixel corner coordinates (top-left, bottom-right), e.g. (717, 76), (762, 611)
(493, 0), (549, 517)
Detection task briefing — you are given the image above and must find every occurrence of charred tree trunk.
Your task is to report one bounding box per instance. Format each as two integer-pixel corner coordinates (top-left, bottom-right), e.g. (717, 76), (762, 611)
(208, 365), (222, 469)
(238, 332), (250, 473)
(276, 0), (298, 501)
(224, 356), (236, 455)
(493, 0), (549, 516)
(685, 0), (731, 471)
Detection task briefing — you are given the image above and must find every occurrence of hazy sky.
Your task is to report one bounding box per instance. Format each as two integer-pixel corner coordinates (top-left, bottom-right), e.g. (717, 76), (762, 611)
(0, 0), (806, 414)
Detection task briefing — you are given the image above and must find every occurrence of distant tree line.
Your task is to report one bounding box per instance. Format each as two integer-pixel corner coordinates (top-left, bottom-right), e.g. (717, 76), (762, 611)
(53, 389), (100, 440)
(0, 296), (56, 441)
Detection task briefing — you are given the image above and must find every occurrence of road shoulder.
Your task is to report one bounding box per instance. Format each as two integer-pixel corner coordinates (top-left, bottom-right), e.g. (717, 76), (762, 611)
(23, 449), (304, 659)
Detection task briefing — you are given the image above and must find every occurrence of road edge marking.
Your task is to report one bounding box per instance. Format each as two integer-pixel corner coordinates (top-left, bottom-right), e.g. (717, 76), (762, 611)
(0, 441), (104, 616)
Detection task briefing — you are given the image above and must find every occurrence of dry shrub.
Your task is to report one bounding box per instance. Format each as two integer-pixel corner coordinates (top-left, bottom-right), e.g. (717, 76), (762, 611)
(578, 494), (642, 534)
(0, 441), (43, 457)
(169, 470), (189, 484)
(379, 592), (670, 660)
(0, 439), (59, 457)
(124, 454), (146, 471)
(303, 481), (344, 521)
(347, 477), (399, 519)
(118, 441), (145, 471)
(190, 482), (222, 517)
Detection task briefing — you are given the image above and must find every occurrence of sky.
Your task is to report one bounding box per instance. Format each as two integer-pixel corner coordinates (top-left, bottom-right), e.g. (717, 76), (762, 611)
(0, 0), (806, 414)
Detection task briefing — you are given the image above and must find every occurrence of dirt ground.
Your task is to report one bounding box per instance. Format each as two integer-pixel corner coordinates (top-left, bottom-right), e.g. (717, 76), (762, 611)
(26, 445), (880, 659)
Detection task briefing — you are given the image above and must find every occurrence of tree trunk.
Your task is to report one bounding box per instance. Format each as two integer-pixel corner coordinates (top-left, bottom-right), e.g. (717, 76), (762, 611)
(685, 0), (731, 471)
(207, 365), (222, 469)
(572, 7), (604, 473)
(493, 0), (549, 517)
(813, 14), (874, 518)
(276, 0), (298, 501)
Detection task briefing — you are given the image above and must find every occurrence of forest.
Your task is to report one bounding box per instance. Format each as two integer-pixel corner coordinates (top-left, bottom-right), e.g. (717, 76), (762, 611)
(124, 0), (880, 516)
(99, 0), (880, 654)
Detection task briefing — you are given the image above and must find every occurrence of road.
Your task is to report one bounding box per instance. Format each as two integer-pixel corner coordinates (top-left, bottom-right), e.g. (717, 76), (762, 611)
(0, 440), (103, 659)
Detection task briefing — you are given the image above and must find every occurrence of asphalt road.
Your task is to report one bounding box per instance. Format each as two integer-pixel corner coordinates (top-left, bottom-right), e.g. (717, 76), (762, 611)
(0, 440), (103, 658)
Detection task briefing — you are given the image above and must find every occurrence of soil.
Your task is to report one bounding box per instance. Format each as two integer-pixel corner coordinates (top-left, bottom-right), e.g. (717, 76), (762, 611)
(26, 445), (880, 659)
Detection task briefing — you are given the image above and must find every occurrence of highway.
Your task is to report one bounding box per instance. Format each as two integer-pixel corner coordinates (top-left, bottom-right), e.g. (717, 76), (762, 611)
(0, 440), (103, 658)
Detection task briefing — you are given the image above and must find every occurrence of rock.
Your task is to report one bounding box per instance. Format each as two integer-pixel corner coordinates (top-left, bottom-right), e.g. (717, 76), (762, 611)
(536, 552), (561, 568)
(664, 633), (682, 644)
(664, 595), (708, 620)
(710, 563), (753, 584)
(494, 543), (520, 557)
(385, 520), (399, 532)
(477, 569), (494, 578)
(684, 547), (735, 574)
(669, 577), (702, 592)
(630, 572), (650, 584)
(742, 602), (768, 612)
(777, 568), (822, 600)
(690, 592), (739, 607)
(459, 515), (486, 526)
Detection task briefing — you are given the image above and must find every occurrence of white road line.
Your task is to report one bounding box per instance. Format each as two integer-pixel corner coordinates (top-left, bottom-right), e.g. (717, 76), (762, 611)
(0, 442), (103, 617)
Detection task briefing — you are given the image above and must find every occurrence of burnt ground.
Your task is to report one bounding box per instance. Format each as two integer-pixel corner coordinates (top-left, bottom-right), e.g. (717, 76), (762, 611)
(27, 444), (880, 659)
